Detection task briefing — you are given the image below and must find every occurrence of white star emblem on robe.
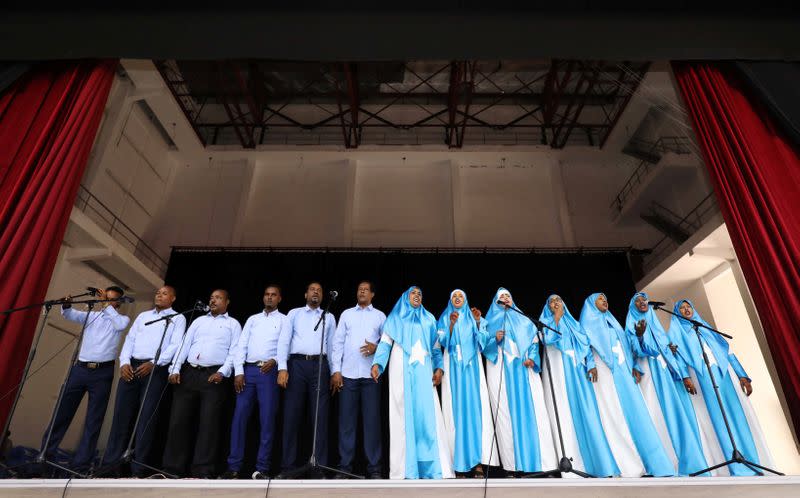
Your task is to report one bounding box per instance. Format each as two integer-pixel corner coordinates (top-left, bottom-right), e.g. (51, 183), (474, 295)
(658, 354), (668, 370)
(611, 340), (626, 365)
(455, 344), (463, 362)
(564, 349), (577, 365)
(702, 342), (717, 367)
(504, 338), (520, 362)
(408, 339), (429, 366)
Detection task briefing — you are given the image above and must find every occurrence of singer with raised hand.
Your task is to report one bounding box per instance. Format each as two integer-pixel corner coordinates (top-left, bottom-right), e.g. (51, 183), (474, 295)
(579, 293), (674, 477)
(370, 286), (453, 479)
(668, 299), (774, 475)
(102, 286), (186, 477)
(436, 289), (498, 478)
(330, 281), (386, 479)
(274, 282), (337, 479)
(538, 295), (620, 477)
(625, 293), (709, 476)
(482, 288), (557, 477)
(38, 285), (130, 475)
(162, 289), (241, 478)
(220, 285), (290, 480)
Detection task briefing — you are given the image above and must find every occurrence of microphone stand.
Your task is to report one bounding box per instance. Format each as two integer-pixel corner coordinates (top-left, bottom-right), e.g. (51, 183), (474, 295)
(286, 293), (362, 480)
(653, 304), (782, 477)
(93, 304), (201, 479)
(0, 292), (93, 476)
(502, 305), (595, 479)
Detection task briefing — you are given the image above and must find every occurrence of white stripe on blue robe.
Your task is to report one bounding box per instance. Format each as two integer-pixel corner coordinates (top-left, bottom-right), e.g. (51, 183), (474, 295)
(437, 291), (498, 473)
(539, 296), (621, 477)
(580, 293), (675, 477)
(625, 293), (710, 476)
(483, 289), (557, 473)
(669, 300), (774, 476)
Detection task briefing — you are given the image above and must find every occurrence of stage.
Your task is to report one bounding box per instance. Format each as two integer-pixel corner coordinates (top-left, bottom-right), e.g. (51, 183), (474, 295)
(1, 477), (799, 498)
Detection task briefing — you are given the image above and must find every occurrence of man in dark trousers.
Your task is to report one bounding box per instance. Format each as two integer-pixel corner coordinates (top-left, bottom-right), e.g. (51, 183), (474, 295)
(162, 289), (241, 478)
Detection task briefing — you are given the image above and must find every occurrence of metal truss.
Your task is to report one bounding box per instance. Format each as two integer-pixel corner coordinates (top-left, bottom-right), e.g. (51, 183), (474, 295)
(155, 59), (650, 149)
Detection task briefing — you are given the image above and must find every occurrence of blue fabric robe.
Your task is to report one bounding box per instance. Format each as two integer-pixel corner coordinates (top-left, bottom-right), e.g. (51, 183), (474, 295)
(539, 295), (620, 477)
(625, 292), (709, 476)
(668, 299), (762, 476)
(373, 286), (445, 479)
(580, 293), (675, 477)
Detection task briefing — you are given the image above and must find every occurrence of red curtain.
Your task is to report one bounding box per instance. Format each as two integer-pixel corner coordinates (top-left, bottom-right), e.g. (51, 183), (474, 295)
(0, 60), (117, 432)
(673, 62), (800, 438)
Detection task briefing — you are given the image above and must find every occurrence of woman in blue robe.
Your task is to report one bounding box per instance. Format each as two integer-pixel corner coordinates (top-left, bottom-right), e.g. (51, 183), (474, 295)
(668, 299), (774, 476)
(538, 294), (620, 477)
(579, 292), (675, 477)
(437, 289), (498, 477)
(482, 288), (557, 475)
(371, 286), (454, 479)
(625, 292), (710, 476)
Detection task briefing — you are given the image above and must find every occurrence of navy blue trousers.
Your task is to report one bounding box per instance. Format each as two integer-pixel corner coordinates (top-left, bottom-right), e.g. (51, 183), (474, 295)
(227, 366), (279, 473)
(338, 377), (382, 474)
(281, 357), (330, 471)
(102, 360), (168, 475)
(41, 363), (114, 472)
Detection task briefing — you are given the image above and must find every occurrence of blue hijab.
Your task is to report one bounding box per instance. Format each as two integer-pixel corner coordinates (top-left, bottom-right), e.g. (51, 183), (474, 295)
(579, 292), (632, 371)
(381, 286), (439, 355)
(539, 294), (592, 366)
(484, 287), (535, 363)
(436, 289), (479, 364)
(669, 299), (731, 376)
(625, 292), (682, 376)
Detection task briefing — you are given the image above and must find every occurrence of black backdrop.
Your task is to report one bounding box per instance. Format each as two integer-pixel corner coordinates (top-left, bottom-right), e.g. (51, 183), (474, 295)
(155, 248), (636, 476)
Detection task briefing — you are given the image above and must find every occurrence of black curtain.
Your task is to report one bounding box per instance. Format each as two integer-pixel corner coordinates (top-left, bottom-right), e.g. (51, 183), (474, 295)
(735, 61), (800, 148)
(160, 248), (636, 476)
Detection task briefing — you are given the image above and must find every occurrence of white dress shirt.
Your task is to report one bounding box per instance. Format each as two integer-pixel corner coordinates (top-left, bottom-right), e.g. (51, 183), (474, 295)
(119, 307), (187, 366)
(62, 305), (130, 362)
(170, 312), (242, 377)
(277, 305), (337, 371)
(233, 309), (291, 376)
(331, 304), (386, 379)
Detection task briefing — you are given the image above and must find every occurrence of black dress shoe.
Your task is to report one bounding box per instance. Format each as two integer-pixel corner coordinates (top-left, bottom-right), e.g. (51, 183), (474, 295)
(367, 472), (382, 479)
(251, 471), (269, 480)
(218, 470), (239, 479)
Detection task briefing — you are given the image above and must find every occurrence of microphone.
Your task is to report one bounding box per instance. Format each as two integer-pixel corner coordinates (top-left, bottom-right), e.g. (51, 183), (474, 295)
(87, 287), (101, 296)
(648, 301), (667, 307)
(329, 290), (339, 300)
(195, 300), (210, 312)
(496, 299), (509, 308)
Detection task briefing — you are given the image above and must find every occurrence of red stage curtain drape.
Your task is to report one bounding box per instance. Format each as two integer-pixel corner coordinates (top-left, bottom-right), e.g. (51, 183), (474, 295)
(0, 60), (117, 433)
(673, 62), (800, 438)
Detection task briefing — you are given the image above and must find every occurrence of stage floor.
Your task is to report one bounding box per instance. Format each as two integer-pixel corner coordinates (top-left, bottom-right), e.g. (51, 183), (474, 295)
(1, 476), (799, 498)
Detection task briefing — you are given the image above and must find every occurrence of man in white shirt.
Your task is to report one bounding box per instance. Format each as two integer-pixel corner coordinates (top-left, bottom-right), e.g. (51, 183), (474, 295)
(162, 289), (241, 478)
(275, 282), (336, 478)
(102, 285), (185, 477)
(219, 284), (290, 480)
(330, 281), (386, 479)
(40, 286), (130, 474)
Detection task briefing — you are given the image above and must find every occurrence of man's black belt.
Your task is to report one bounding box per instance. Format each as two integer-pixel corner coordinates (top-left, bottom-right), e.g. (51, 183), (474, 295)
(290, 353), (327, 361)
(77, 360), (115, 369)
(187, 363), (222, 372)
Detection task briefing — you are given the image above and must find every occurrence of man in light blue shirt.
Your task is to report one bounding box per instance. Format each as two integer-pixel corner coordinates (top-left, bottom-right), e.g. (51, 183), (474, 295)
(220, 284), (290, 480)
(276, 282), (337, 478)
(40, 286), (130, 474)
(330, 281), (386, 479)
(162, 289), (241, 478)
(102, 285), (186, 477)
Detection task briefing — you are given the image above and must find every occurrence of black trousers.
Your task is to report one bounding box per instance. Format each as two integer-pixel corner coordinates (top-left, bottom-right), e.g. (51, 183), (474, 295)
(162, 364), (228, 477)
